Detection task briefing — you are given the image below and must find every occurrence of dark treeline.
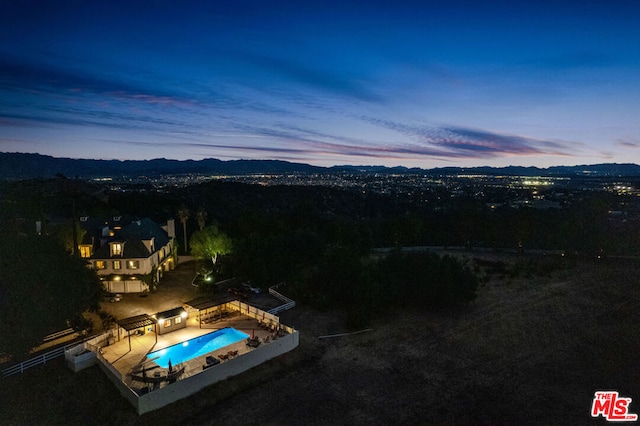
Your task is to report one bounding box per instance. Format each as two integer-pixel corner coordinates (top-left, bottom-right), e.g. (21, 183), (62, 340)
(159, 180), (639, 256)
(2, 177), (638, 325)
(2, 177), (639, 260)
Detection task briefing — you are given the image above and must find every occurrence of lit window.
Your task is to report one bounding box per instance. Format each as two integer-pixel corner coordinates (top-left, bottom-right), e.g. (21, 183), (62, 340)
(127, 260), (139, 269)
(79, 246), (91, 258)
(95, 260), (106, 269)
(113, 260), (121, 270)
(111, 243), (122, 256)
(175, 316), (182, 324)
(164, 319), (171, 327)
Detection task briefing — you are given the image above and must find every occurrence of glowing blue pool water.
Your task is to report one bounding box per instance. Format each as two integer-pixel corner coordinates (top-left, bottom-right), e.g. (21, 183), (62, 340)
(147, 327), (249, 368)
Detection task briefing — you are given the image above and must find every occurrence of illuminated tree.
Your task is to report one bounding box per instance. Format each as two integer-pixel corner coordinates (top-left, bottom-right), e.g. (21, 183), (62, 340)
(189, 225), (233, 275)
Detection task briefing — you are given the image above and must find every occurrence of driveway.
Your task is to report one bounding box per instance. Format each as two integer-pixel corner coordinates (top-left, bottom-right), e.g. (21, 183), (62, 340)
(100, 261), (284, 321)
(100, 261), (200, 320)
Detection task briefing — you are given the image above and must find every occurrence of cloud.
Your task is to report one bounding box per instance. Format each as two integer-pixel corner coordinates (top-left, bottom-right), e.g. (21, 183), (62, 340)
(0, 106), (190, 132)
(361, 116), (573, 159)
(215, 122), (468, 160)
(438, 127), (569, 156)
(616, 139), (640, 149)
(0, 56), (195, 106)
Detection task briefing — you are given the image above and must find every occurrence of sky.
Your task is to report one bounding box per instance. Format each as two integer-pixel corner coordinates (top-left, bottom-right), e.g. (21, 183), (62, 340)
(1, 0), (639, 168)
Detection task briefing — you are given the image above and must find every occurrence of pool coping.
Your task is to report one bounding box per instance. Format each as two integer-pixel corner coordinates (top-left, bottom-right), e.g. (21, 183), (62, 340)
(145, 327), (250, 368)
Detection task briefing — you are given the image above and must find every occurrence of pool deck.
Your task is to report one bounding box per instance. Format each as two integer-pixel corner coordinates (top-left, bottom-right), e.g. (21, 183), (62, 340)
(99, 313), (276, 391)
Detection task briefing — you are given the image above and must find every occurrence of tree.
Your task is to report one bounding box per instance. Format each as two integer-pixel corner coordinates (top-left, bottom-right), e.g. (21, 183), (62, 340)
(196, 206), (208, 231)
(372, 251), (480, 308)
(0, 234), (103, 359)
(189, 225), (233, 276)
(47, 220), (87, 254)
(177, 204), (190, 253)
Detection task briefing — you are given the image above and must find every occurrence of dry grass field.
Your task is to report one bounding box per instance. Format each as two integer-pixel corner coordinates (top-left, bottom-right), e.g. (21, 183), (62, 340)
(2, 255), (640, 425)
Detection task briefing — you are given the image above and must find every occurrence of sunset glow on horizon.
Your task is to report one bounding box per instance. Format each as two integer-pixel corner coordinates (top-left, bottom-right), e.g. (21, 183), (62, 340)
(1, 1), (639, 168)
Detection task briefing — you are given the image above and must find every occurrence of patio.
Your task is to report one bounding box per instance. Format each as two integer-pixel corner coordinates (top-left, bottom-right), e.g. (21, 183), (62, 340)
(65, 297), (299, 414)
(100, 313), (278, 392)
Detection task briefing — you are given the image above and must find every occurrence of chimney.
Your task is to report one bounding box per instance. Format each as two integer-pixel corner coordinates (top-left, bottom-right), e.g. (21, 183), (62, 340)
(165, 218), (176, 239)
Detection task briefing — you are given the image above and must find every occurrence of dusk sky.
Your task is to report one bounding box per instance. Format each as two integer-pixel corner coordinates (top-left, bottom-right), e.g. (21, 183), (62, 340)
(1, 1), (639, 168)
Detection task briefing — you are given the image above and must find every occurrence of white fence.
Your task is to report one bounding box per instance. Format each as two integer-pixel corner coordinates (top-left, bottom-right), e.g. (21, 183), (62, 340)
(230, 300), (280, 326)
(268, 285), (296, 315)
(43, 327), (77, 342)
(2, 343), (79, 377)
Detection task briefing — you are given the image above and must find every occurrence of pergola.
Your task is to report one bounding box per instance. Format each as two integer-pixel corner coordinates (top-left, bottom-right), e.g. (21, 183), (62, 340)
(116, 314), (157, 351)
(184, 294), (236, 327)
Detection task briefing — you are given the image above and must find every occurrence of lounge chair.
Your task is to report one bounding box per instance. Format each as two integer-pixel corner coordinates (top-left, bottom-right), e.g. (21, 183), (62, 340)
(202, 355), (220, 370)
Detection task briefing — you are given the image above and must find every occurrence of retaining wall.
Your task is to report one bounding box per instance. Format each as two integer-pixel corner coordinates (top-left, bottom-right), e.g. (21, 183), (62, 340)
(136, 330), (299, 415)
(66, 301), (298, 415)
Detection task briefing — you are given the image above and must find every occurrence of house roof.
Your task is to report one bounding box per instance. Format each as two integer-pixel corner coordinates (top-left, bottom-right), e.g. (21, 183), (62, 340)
(81, 216), (172, 259)
(155, 306), (186, 319)
(184, 294), (236, 310)
(121, 218), (170, 248)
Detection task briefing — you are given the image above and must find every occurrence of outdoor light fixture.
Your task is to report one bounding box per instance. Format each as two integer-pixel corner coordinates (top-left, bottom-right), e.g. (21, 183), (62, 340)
(181, 311), (188, 318)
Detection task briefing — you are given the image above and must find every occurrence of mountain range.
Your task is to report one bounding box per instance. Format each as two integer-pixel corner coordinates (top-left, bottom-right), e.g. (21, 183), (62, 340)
(1, 152), (640, 180)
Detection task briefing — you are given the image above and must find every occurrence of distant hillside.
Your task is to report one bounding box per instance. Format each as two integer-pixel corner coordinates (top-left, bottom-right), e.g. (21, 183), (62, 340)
(430, 164), (640, 177)
(1, 152), (639, 180)
(0, 153), (323, 180)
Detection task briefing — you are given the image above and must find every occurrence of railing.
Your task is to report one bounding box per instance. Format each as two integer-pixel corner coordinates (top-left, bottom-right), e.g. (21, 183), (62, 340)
(43, 327), (76, 342)
(268, 285), (296, 315)
(2, 343), (79, 378)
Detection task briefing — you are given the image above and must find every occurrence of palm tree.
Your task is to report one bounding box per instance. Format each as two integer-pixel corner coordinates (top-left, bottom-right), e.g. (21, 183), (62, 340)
(196, 207), (208, 231)
(178, 204), (190, 253)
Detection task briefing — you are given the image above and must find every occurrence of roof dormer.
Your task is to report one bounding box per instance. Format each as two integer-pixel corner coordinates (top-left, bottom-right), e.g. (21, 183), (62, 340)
(142, 237), (155, 254)
(110, 241), (124, 257)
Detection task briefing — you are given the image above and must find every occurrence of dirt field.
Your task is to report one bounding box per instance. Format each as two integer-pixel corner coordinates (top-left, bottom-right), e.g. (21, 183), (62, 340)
(2, 255), (640, 424)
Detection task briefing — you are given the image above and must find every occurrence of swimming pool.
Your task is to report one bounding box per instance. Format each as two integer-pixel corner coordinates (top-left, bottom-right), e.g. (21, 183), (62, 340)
(147, 327), (249, 368)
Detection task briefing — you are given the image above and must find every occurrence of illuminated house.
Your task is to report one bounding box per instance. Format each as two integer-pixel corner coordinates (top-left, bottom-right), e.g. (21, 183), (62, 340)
(154, 307), (188, 335)
(78, 216), (176, 293)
